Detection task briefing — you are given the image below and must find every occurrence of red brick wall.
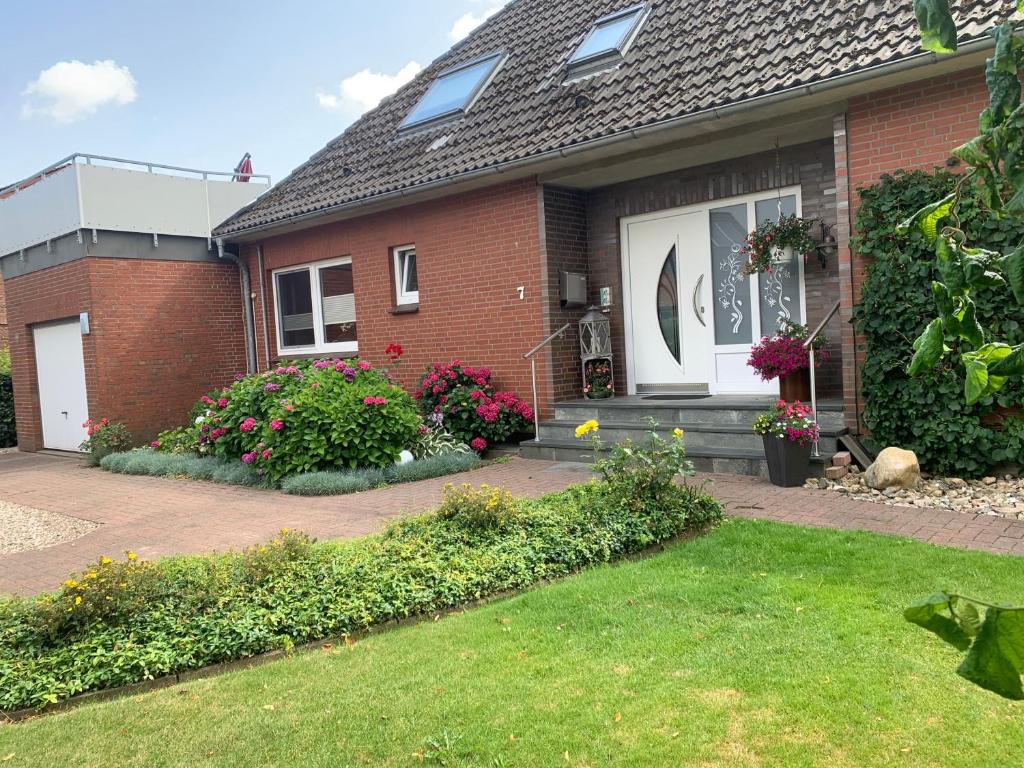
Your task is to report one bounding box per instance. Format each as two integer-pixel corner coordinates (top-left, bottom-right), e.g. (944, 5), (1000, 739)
(0, 275), (8, 350)
(242, 178), (550, 415)
(5, 257), (247, 450)
(844, 67), (991, 429)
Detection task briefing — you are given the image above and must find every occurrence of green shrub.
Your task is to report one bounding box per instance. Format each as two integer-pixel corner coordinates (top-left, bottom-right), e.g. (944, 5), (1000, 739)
(410, 427), (472, 459)
(152, 425), (203, 455)
(80, 419), (132, 467)
(280, 468), (387, 496)
(853, 170), (1024, 475)
(0, 348), (10, 375)
(0, 368), (14, 449)
(191, 359), (420, 482)
(385, 451), (480, 484)
(0, 477), (722, 712)
(415, 361), (533, 451)
(436, 483), (519, 531)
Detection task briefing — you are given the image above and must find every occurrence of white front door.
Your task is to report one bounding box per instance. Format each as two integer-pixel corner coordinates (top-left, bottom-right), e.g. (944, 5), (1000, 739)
(624, 211), (713, 392)
(622, 188), (807, 395)
(33, 319), (89, 451)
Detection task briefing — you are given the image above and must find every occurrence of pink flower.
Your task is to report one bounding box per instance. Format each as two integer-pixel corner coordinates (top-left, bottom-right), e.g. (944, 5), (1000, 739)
(241, 451), (257, 465)
(270, 419), (284, 431)
(217, 398), (229, 409)
(150, 441), (160, 449)
(418, 425), (430, 435)
(211, 428), (227, 441)
(262, 449), (272, 460)
(239, 417), (257, 433)
(358, 360), (372, 371)
(470, 437), (487, 453)
(201, 396), (215, 406)
(284, 403), (296, 412)
(363, 396), (387, 406)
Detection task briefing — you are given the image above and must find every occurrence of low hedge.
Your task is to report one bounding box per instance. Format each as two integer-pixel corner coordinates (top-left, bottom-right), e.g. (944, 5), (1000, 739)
(101, 449), (483, 496)
(0, 479), (723, 711)
(0, 369), (14, 449)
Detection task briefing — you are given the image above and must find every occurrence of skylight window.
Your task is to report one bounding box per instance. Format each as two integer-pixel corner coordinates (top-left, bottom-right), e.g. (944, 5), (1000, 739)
(401, 53), (503, 131)
(567, 4), (646, 77)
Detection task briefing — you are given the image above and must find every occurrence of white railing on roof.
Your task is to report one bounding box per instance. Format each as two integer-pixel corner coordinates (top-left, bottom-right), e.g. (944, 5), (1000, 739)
(0, 153), (270, 257)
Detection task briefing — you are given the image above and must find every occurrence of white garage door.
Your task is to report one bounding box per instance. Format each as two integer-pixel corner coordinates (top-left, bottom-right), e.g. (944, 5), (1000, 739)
(33, 319), (89, 452)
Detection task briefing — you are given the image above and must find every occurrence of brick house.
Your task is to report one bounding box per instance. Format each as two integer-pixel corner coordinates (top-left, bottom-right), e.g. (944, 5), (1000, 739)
(0, 157), (267, 451)
(2, 1), (1017, 471)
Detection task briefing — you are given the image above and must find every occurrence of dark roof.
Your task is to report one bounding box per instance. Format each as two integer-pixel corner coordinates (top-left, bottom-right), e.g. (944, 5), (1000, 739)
(215, 0), (1012, 237)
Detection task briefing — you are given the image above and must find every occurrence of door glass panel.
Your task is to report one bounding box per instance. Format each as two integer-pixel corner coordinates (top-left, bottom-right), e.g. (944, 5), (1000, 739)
(276, 270), (315, 348)
(319, 263), (357, 343)
(755, 195), (802, 334)
(656, 246), (681, 363)
(710, 203), (751, 345)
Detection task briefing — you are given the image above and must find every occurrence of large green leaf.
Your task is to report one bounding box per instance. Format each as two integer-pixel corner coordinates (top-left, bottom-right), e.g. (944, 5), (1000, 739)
(905, 593), (972, 650)
(957, 298), (984, 348)
(913, 0), (958, 53)
(907, 318), (946, 377)
(989, 344), (1024, 377)
(991, 23), (1019, 75)
(897, 194), (955, 243)
(958, 609), (1024, 700)
(986, 55), (1021, 126)
(936, 237), (965, 293)
(1001, 245), (1024, 304)
(963, 353), (989, 404)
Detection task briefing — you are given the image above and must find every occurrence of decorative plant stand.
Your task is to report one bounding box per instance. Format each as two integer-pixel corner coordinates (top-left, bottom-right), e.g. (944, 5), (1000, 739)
(580, 307), (614, 400)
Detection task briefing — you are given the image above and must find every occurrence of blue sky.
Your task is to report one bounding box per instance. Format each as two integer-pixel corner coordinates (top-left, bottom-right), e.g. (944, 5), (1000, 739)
(1, 0), (506, 186)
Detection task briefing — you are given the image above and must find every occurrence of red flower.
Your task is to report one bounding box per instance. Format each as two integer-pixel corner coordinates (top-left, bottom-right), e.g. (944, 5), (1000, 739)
(470, 437), (487, 452)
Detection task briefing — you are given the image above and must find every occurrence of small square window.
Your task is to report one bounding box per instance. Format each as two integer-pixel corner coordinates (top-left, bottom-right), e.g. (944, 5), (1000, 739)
(567, 4), (646, 78)
(400, 53), (503, 131)
(393, 245), (419, 306)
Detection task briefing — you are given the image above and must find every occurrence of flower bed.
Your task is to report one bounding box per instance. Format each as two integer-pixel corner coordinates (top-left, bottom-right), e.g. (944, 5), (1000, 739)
(0, 461), (722, 712)
(415, 360), (533, 452)
(152, 359), (421, 483)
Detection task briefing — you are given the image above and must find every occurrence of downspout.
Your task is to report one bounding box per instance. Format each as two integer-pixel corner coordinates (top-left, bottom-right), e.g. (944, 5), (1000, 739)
(257, 245), (271, 369)
(217, 238), (257, 375)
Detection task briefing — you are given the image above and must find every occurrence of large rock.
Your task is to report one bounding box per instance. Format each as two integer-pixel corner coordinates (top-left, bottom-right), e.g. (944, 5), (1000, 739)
(864, 447), (921, 490)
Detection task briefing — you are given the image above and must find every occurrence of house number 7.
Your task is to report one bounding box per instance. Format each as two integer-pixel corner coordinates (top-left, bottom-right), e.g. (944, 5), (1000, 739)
(517, 286), (525, 300)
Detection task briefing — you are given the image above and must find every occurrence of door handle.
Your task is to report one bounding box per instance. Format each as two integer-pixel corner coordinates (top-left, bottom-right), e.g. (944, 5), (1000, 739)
(692, 274), (706, 327)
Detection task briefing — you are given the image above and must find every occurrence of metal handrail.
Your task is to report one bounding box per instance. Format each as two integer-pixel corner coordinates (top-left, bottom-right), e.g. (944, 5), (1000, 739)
(804, 300), (841, 457)
(523, 323), (573, 442)
(803, 300), (841, 350)
(0, 153), (271, 197)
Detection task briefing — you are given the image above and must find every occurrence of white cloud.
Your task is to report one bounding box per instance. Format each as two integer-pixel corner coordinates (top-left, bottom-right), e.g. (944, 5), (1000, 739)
(22, 59), (137, 123)
(317, 61), (422, 115)
(449, 5), (502, 41)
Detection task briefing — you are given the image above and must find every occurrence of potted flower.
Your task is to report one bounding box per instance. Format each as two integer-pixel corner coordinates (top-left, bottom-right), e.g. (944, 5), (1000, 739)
(739, 214), (817, 276)
(747, 321), (828, 401)
(753, 400), (820, 487)
(583, 358), (614, 400)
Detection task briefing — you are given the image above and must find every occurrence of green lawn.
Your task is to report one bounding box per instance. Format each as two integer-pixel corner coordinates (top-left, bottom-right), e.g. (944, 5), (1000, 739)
(2, 518), (1021, 767)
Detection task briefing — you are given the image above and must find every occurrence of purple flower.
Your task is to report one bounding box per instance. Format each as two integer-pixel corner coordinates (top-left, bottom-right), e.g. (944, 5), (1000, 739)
(265, 383), (281, 392)
(241, 451), (257, 465)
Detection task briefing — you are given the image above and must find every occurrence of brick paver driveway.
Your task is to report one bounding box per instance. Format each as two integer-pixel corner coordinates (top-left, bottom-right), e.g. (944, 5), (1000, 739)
(2, 451), (1023, 596)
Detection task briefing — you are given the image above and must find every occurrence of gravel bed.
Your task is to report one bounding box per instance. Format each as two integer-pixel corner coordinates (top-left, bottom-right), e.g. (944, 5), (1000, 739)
(0, 501), (98, 554)
(808, 470), (1024, 520)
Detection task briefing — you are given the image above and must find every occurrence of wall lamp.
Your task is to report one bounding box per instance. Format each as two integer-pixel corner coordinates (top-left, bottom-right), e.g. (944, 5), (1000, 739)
(815, 221), (838, 269)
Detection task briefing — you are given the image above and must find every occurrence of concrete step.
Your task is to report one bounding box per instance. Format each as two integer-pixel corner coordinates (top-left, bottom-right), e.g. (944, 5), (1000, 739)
(520, 437), (830, 479)
(536, 419), (844, 455)
(553, 400), (846, 431)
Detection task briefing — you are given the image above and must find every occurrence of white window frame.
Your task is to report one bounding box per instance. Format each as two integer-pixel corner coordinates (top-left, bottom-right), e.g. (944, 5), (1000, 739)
(272, 256), (357, 355)
(392, 245), (419, 306)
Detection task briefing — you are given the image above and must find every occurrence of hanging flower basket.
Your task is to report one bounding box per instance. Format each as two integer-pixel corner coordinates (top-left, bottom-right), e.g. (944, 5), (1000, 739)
(739, 214), (817, 276)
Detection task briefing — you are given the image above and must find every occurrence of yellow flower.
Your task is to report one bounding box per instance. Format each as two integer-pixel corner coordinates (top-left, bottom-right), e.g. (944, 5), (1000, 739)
(63, 579), (78, 589)
(673, 428), (685, 440)
(575, 420), (600, 439)
(74, 596), (82, 605)
(99, 556), (112, 566)
(126, 551), (137, 561)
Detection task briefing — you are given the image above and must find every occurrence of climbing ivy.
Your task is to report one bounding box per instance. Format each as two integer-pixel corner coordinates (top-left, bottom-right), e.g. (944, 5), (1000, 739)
(853, 170), (1024, 476)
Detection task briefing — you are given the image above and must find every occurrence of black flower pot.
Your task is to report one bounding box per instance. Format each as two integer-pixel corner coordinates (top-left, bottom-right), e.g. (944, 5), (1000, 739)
(762, 435), (812, 487)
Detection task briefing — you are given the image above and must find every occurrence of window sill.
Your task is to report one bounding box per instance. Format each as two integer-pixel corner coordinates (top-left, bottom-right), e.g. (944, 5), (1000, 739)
(390, 303), (419, 315)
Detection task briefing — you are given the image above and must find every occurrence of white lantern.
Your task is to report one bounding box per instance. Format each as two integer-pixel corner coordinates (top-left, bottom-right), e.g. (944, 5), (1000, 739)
(579, 307), (614, 399)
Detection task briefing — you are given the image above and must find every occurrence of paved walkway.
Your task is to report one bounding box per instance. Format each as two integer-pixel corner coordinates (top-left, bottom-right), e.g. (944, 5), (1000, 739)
(1, 451), (1023, 596)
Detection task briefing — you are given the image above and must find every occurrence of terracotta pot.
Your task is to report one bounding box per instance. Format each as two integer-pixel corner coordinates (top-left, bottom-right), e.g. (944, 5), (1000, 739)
(778, 368), (811, 403)
(762, 435), (812, 487)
